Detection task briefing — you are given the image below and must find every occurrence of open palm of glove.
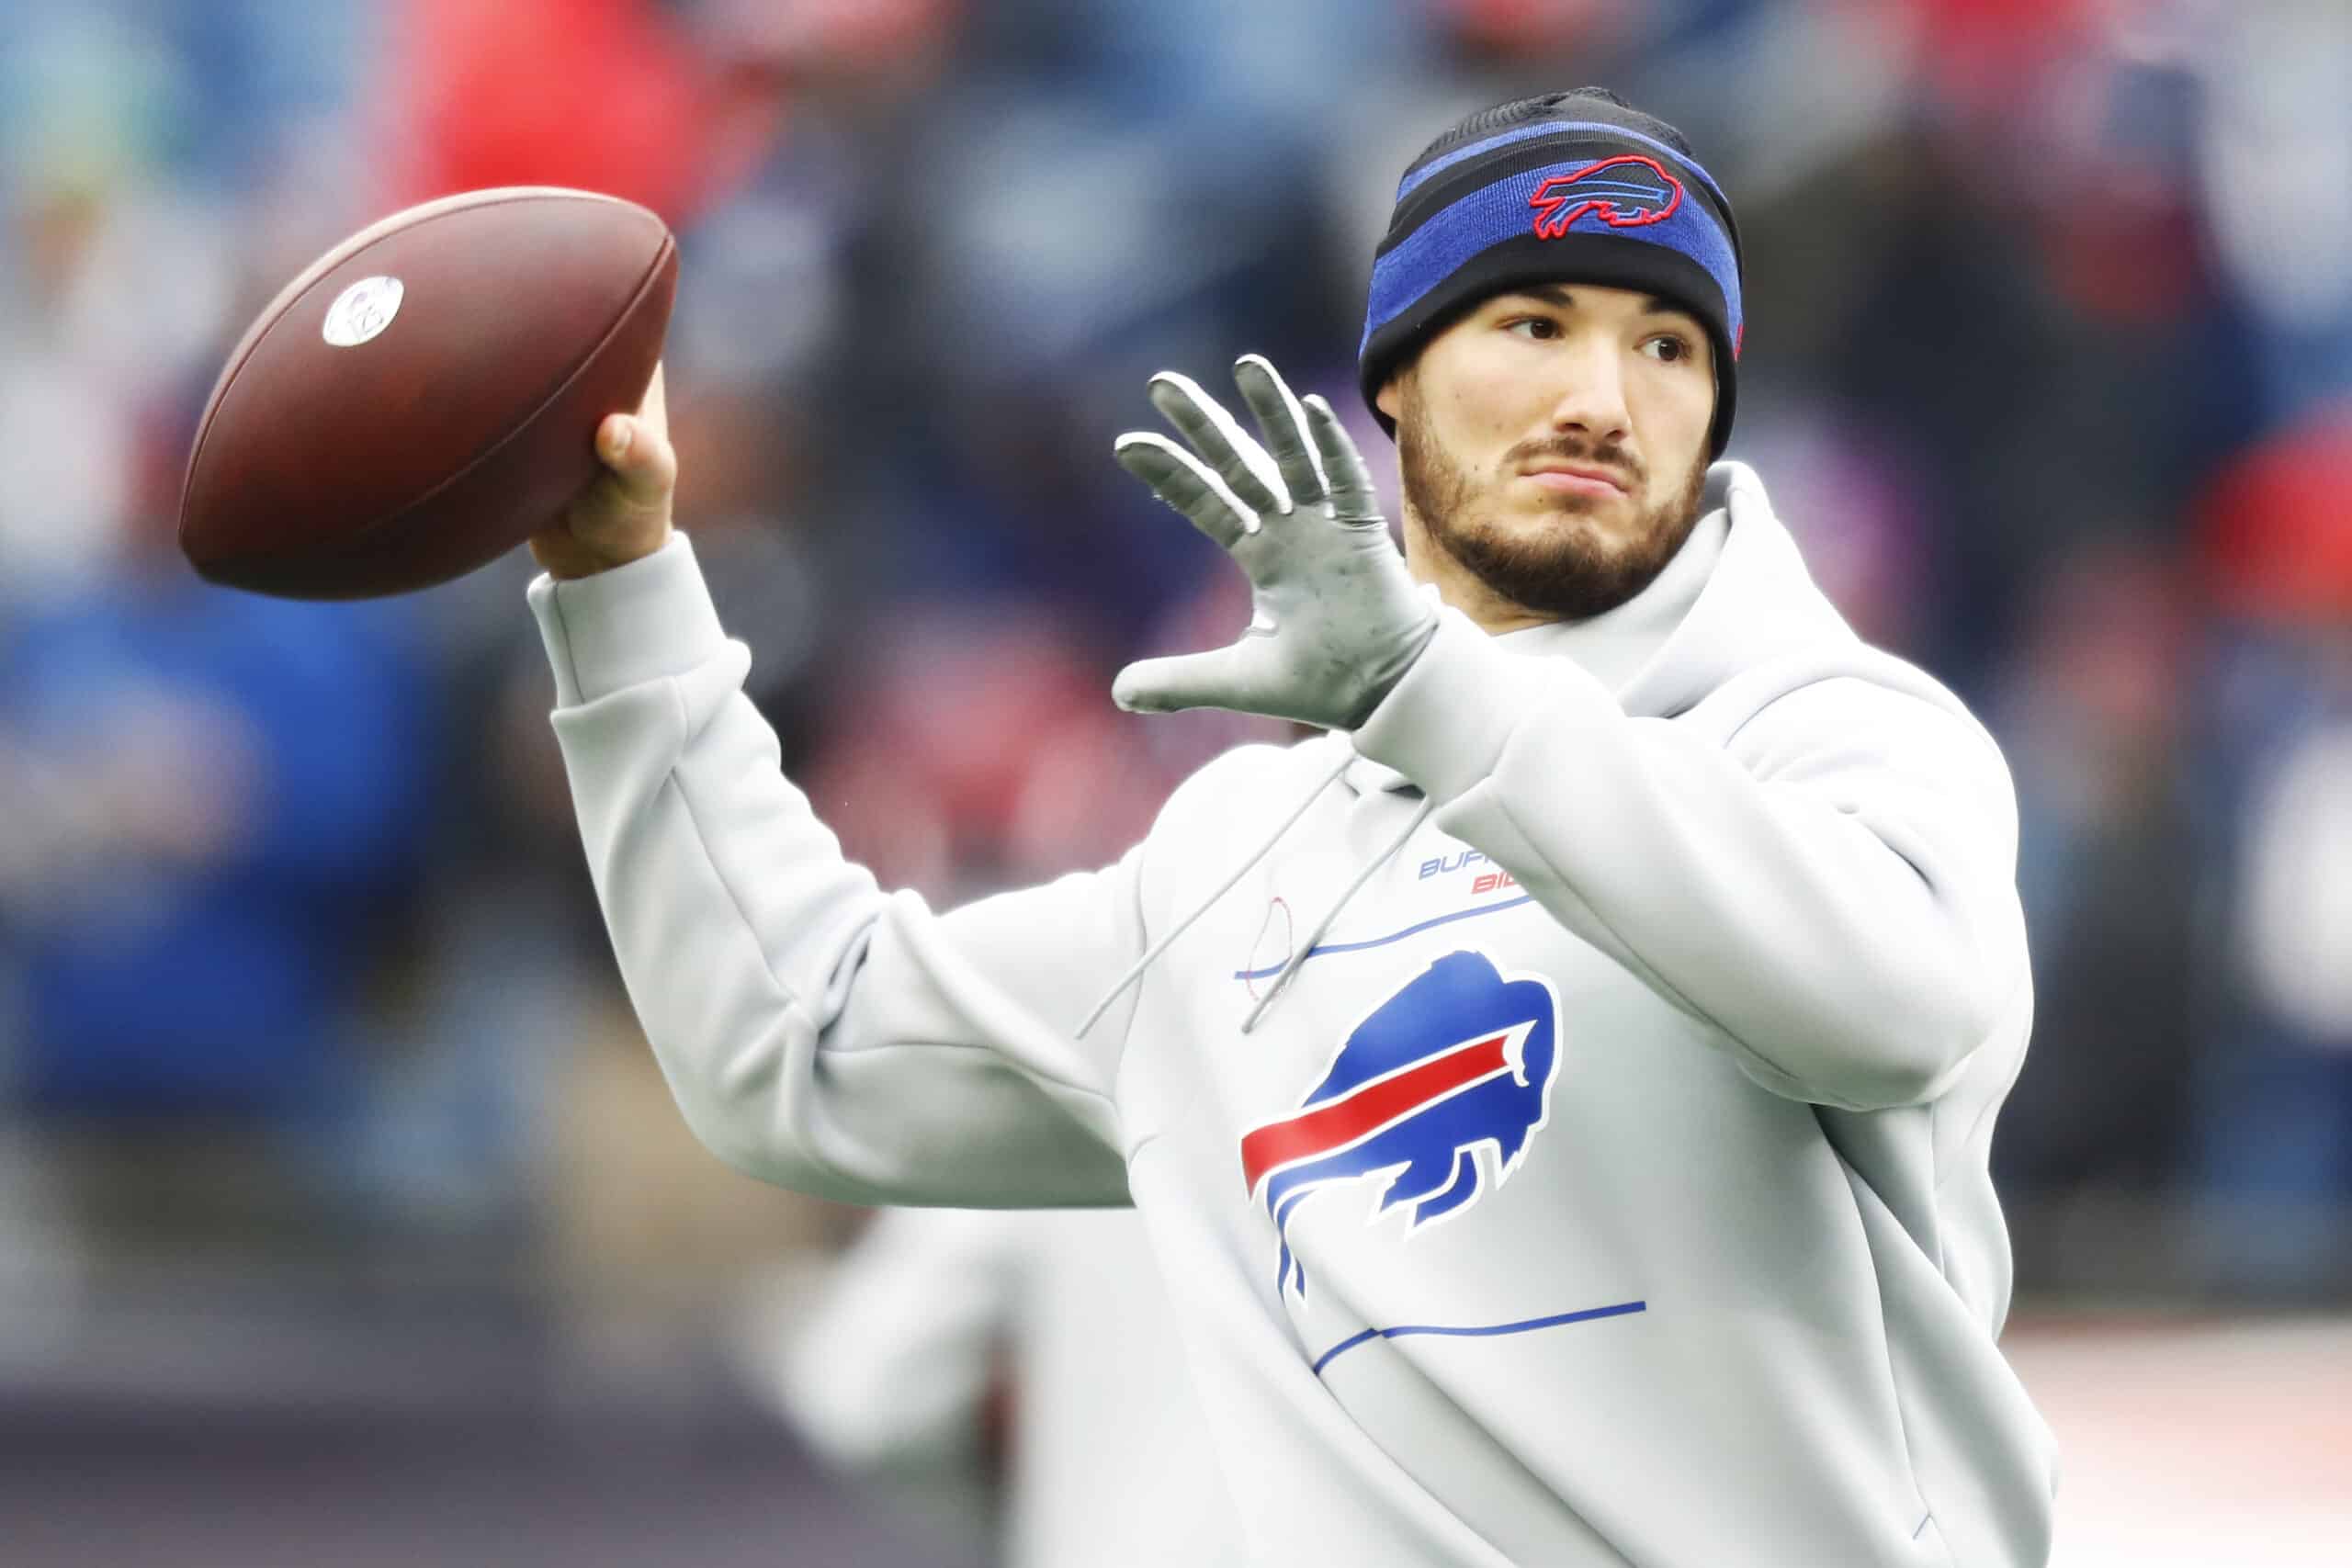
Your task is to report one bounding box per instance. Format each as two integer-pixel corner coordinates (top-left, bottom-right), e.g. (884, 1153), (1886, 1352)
(1112, 355), (1438, 732)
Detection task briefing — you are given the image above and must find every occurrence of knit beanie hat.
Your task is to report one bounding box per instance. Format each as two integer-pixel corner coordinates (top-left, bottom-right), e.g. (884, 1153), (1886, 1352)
(1359, 88), (1746, 457)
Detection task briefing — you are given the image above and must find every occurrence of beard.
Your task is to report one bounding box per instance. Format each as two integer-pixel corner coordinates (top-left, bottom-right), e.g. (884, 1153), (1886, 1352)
(1396, 379), (1711, 623)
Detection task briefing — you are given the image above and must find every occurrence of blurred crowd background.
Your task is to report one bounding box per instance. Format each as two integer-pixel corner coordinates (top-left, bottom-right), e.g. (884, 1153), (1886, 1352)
(1, 0), (2347, 1563)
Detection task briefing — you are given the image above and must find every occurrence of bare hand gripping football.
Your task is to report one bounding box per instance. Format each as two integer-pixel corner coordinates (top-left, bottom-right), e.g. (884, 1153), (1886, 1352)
(1112, 355), (1438, 732)
(529, 362), (676, 580)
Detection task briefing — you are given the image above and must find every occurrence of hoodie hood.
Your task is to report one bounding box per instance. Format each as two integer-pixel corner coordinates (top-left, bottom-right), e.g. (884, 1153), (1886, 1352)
(1345, 460), (1852, 796)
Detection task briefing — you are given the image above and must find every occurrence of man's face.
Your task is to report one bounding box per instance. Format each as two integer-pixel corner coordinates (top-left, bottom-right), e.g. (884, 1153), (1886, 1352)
(1378, 282), (1716, 626)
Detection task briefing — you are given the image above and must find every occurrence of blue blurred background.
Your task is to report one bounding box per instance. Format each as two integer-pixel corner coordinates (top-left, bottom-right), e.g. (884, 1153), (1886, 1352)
(1, 1), (2346, 1563)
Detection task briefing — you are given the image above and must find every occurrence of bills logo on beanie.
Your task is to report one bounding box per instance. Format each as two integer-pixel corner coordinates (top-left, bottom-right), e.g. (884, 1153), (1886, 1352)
(1529, 155), (1682, 237)
(1360, 89), (1746, 457)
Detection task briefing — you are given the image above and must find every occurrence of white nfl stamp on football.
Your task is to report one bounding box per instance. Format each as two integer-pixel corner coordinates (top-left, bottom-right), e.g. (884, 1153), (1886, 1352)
(322, 276), (403, 347)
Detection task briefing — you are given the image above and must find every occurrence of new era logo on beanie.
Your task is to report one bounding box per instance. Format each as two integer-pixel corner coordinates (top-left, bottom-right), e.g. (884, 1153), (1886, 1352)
(1359, 89), (1746, 457)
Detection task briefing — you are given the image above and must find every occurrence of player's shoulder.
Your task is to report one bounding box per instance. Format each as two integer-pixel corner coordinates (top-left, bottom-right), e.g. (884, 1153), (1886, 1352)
(1713, 639), (2019, 824)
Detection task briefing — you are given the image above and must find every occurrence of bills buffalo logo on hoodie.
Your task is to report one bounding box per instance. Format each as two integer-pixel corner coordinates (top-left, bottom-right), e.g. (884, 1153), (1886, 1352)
(1528, 153), (1684, 239)
(1239, 952), (1563, 1299)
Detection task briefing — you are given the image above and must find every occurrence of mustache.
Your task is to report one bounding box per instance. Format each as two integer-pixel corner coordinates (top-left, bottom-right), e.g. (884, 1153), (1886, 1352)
(1502, 435), (1643, 486)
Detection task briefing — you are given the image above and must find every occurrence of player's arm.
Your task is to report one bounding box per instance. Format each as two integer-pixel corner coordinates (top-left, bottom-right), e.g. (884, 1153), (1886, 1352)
(1353, 619), (2028, 1112)
(527, 372), (1136, 1206)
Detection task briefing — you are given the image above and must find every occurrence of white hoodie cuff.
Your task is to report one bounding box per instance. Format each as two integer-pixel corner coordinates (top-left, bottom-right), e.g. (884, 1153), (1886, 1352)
(527, 532), (727, 708)
(1353, 609), (1568, 804)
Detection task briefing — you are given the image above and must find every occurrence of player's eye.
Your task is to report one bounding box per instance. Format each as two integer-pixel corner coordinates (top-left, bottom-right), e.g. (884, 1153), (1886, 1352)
(1641, 333), (1693, 364)
(1504, 317), (1560, 341)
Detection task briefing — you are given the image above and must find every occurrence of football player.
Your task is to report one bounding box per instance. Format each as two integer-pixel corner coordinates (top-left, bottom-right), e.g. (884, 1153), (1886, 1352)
(532, 89), (2054, 1566)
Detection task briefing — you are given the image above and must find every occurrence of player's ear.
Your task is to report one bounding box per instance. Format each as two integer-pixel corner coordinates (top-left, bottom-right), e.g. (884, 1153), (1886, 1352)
(1375, 371), (1404, 423)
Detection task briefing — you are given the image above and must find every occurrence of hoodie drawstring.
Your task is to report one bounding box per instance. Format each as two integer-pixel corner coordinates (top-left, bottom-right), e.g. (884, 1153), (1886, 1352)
(1238, 795), (1435, 1034)
(1072, 748), (1357, 1041)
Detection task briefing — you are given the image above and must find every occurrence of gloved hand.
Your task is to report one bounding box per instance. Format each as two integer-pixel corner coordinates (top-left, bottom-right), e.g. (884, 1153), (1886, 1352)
(1112, 355), (1438, 731)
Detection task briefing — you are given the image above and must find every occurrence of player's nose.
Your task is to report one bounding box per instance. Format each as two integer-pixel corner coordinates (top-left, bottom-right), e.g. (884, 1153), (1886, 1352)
(1541, 340), (1632, 446)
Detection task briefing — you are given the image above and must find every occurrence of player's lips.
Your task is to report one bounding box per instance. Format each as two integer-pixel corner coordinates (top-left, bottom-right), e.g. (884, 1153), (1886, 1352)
(1521, 462), (1629, 497)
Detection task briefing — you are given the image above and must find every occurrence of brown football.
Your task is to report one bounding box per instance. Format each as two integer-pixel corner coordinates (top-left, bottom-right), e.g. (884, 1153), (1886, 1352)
(179, 187), (677, 599)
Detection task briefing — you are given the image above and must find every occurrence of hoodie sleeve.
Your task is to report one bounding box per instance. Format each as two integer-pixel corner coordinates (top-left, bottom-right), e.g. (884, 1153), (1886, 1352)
(1352, 611), (2030, 1113)
(530, 535), (1136, 1206)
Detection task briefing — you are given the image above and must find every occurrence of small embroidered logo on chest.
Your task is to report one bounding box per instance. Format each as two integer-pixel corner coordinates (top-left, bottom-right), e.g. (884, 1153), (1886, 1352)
(1417, 850), (1517, 897)
(1238, 950), (1563, 1298)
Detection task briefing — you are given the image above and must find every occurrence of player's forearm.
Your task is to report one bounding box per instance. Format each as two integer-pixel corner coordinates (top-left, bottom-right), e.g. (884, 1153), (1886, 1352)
(1355, 615), (2029, 1111)
(532, 536), (892, 1192)
(531, 536), (1130, 1203)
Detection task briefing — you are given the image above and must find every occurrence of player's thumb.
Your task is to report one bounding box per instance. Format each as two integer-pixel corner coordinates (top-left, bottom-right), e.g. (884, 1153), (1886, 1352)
(1112, 645), (1253, 716)
(595, 412), (678, 505)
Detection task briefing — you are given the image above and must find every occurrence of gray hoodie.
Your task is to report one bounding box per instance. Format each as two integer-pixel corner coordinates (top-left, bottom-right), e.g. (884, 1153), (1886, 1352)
(531, 461), (2056, 1565)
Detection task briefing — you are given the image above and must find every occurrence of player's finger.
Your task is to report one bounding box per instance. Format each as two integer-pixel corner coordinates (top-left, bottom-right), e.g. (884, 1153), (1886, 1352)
(1147, 372), (1288, 517)
(1114, 432), (1257, 550)
(1234, 355), (1328, 508)
(1301, 394), (1379, 526)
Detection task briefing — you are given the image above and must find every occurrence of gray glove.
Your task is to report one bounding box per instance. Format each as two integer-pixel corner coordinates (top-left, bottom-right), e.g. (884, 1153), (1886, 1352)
(1112, 355), (1439, 731)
